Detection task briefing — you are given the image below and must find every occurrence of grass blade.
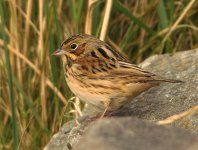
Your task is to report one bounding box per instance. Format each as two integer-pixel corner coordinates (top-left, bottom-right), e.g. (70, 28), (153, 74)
(0, 2), (19, 149)
(113, 0), (155, 35)
(157, 0), (169, 29)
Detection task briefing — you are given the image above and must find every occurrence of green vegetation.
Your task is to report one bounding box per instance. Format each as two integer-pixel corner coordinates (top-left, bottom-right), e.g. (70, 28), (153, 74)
(0, 0), (197, 149)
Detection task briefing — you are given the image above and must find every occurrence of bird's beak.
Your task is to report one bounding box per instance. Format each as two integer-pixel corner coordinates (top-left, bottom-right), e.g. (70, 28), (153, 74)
(52, 49), (77, 60)
(52, 49), (67, 56)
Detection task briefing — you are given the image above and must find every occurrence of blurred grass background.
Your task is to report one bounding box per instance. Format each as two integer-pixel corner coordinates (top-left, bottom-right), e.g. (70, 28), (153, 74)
(0, 0), (198, 149)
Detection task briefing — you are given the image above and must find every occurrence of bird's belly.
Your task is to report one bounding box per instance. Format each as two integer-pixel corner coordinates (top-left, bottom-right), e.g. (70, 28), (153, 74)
(66, 77), (105, 109)
(66, 75), (158, 111)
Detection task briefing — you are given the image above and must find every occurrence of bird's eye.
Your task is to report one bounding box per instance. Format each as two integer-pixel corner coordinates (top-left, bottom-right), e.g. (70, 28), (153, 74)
(70, 43), (78, 50)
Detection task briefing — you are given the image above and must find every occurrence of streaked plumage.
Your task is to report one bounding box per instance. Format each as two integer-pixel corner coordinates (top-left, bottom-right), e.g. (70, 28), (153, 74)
(53, 34), (182, 112)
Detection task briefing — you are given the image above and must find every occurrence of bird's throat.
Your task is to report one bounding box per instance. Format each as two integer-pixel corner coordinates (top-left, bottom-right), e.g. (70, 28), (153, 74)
(61, 55), (73, 68)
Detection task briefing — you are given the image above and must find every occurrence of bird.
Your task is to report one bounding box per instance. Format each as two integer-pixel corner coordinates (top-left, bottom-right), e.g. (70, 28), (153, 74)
(53, 34), (182, 117)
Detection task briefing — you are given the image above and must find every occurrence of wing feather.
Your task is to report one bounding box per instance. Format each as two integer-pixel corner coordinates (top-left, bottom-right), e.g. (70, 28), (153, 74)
(75, 45), (181, 83)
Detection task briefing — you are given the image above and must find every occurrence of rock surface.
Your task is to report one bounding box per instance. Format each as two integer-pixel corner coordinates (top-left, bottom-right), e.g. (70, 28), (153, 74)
(74, 117), (198, 150)
(44, 49), (198, 150)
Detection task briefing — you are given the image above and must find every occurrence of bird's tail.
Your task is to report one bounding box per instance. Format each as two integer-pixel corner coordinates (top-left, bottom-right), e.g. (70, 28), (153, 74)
(152, 75), (184, 83)
(162, 78), (184, 83)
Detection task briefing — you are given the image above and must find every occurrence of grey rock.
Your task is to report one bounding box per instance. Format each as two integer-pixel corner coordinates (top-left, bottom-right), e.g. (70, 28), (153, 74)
(44, 49), (198, 150)
(115, 49), (198, 133)
(74, 117), (198, 150)
(44, 116), (90, 150)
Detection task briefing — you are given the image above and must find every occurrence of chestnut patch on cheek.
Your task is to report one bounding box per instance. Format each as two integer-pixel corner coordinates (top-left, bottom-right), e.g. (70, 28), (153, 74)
(71, 43), (86, 56)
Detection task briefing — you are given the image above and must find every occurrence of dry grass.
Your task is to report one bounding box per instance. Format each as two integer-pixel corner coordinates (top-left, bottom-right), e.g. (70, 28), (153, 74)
(157, 105), (198, 125)
(0, 0), (198, 149)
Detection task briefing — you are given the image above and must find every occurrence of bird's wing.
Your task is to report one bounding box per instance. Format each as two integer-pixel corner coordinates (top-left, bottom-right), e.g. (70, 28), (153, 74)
(75, 45), (181, 83)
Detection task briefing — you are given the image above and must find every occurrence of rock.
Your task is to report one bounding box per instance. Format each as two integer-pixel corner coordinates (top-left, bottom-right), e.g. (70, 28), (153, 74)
(74, 117), (198, 150)
(44, 49), (198, 150)
(115, 49), (198, 133)
(44, 116), (90, 150)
